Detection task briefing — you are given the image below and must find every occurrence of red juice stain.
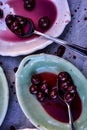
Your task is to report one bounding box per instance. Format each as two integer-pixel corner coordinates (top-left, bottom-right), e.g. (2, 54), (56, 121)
(0, 1), (3, 6)
(0, 0), (57, 42)
(74, 9), (77, 12)
(73, 55), (76, 59)
(13, 91), (16, 95)
(10, 125), (16, 130)
(37, 72), (82, 123)
(84, 8), (87, 11)
(13, 67), (18, 73)
(10, 85), (14, 89)
(0, 61), (3, 66)
(12, 81), (15, 84)
(84, 17), (87, 20)
(77, 20), (80, 23)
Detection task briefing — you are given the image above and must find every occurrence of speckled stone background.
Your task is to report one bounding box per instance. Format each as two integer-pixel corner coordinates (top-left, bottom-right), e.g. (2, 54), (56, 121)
(0, 0), (87, 130)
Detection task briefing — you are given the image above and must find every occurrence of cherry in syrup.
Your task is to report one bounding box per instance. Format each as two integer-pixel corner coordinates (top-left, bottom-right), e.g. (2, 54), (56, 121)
(37, 91), (46, 102)
(30, 84), (38, 94)
(29, 72), (82, 123)
(40, 80), (49, 94)
(23, 0), (35, 11)
(31, 74), (41, 85)
(38, 16), (50, 30)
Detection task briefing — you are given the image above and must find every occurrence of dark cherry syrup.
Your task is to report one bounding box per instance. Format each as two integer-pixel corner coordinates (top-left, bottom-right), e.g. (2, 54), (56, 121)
(30, 72), (82, 123)
(0, 0), (57, 42)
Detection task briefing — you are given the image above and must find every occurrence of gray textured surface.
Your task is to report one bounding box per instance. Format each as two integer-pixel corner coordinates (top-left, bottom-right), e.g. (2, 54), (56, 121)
(0, 0), (87, 129)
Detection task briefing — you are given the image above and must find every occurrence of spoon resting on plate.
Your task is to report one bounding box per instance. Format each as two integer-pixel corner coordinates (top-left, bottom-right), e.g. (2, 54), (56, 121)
(58, 90), (75, 130)
(5, 15), (87, 56)
(58, 72), (76, 130)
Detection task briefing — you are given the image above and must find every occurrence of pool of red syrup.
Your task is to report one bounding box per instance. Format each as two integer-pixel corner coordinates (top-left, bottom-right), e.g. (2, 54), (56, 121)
(0, 0), (57, 42)
(38, 72), (82, 123)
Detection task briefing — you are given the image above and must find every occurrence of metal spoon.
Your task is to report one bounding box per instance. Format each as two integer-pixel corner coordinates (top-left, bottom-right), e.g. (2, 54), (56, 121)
(5, 15), (87, 56)
(58, 90), (75, 130)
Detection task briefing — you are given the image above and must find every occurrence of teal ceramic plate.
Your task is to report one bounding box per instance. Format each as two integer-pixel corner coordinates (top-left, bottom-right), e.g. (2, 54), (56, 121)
(16, 54), (87, 130)
(0, 66), (9, 126)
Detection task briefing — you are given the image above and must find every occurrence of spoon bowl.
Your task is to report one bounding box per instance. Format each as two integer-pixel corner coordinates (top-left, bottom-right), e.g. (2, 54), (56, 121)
(5, 15), (87, 56)
(58, 89), (75, 130)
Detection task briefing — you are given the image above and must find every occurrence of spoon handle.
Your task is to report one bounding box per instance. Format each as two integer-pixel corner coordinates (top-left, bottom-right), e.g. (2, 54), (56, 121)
(34, 30), (87, 56)
(66, 103), (75, 130)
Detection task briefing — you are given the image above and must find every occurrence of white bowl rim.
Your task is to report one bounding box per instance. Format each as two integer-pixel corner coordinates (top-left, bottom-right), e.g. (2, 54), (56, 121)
(0, 0), (71, 56)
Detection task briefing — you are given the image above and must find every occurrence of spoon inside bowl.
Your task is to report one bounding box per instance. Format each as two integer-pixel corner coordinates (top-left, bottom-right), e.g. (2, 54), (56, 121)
(5, 14), (87, 56)
(58, 88), (75, 130)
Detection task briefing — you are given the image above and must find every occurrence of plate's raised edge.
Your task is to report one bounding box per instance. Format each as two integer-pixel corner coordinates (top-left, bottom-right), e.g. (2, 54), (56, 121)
(15, 54), (87, 130)
(0, 67), (9, 126)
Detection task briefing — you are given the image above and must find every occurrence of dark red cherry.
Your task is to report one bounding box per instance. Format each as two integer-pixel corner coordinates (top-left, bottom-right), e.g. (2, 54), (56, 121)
(14, 27), (24, 36)
(37, 91), (46, 102)
(30, 84), (38, 94)
(40, 81), (49, 94)
(57, 45), (66, 57)
(58, 72), (71, 82)
(64, 91), (75, 103)
(59, 81), (72, 92)
(24, 0), (35, 11)
(0, 8), (3, 19)
(16, 17), (27, 27)
(10, 21), (24, 35)
(31, 74), (41, 85)
(67, 85), (76, 93)
(11, 21), (20, 31)
(10, 125), (16, 130)
(49, 88), (58, 100)
(5, 14), (15, 26)
(38, 16), (50, 29)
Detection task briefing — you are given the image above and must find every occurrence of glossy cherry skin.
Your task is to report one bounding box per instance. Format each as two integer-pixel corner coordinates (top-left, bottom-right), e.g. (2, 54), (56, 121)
(58, 72), (72, 83)
(30, 84), (38, 94)
(14, 28), (24, 36)
(67, 85), (76, 93)
(59, 80), (72, 92)
(37, 91), (46, 102)
(64, 91), (75, 103)
(24, 0), (35, 11)
(16, 17), (27, 27)
(38, 16), (50, 30)
(11, 21), (20, 31)
(31, 74), (41, 85)
(40, 80), (49, 94)
(5, 14), (15, 26)
(49, 88), (58, 100)
(57, 45), (66, 57)
(10, 20), (24, 35)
